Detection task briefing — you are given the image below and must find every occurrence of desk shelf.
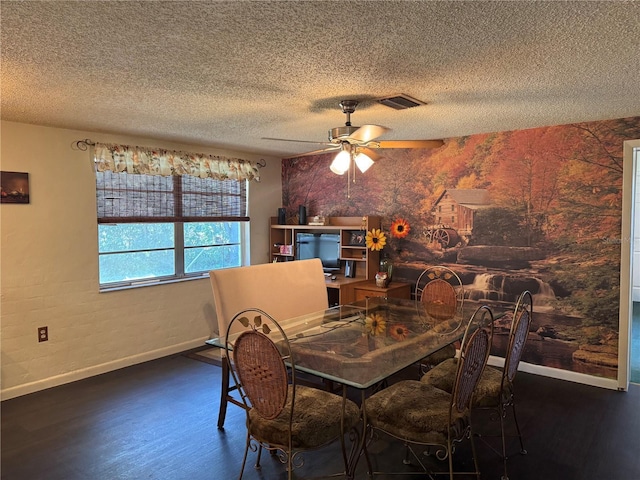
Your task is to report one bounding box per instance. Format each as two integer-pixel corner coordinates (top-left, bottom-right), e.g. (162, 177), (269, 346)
(269, 216), (380, 282)
(270, 216), (381, 305)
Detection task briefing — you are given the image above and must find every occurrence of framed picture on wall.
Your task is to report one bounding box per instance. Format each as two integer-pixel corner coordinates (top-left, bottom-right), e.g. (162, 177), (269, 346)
(1, 171), (29, 204)
(349, 230), (367, 246)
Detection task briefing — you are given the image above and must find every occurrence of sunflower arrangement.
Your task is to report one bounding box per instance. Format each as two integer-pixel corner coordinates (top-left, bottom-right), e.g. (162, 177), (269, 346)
(365, 228), (387, 251)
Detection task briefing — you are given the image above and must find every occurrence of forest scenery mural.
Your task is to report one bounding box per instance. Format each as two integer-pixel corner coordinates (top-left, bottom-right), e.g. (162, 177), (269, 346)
(282, 116), (640, 380)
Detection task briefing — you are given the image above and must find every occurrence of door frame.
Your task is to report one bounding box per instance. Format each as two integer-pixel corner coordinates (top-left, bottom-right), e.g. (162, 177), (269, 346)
(619, 139), (640, 391)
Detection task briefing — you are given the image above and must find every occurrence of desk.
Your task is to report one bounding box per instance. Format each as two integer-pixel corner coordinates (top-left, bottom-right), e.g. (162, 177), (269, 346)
(352, 281), (411, 302)
(324, 274), (365, 305)
(324, 278), (411, 306)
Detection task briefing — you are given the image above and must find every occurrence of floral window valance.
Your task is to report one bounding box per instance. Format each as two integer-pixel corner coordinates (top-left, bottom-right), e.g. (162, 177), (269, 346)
(94, 143), (260, 182)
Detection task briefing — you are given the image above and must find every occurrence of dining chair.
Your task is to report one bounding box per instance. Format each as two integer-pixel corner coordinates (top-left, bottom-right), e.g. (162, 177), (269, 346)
(224, 308), (360, 480)
(364, 305), (494, 480)
(209, 259), (329, 429)
(415, 265), (465, 372)
(421, 290), (533, 480)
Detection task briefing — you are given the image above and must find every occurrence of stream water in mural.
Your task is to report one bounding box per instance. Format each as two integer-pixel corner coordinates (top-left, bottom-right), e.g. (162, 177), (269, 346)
(491, 321), (617, 378)
(460, 269), (617, 378)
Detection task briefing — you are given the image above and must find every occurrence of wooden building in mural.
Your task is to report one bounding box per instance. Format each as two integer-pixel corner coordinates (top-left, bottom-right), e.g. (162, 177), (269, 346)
(430, 189), (492, 245)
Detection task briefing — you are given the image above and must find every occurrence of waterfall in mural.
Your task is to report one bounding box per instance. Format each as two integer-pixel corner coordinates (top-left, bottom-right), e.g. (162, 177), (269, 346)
(532, 279), (556, 313)
(464, 273), (556, 313)
(465, 273), (508, 302)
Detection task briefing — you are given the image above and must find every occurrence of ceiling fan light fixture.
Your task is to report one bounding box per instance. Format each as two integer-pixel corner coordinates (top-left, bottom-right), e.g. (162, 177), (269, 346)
(264, 99), (442, 186)
(330, 150), (351, 175)
(354, 151), (374, 173)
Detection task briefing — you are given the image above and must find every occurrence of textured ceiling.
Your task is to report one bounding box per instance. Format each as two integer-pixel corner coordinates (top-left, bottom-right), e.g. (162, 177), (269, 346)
(2, 1), (640, 158)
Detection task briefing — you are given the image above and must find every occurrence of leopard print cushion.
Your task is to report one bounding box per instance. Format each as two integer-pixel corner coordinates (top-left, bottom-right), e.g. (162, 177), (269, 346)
(421, 344), (456, 368)
(365, 380), (465, 445)
(420, 358), (503, 408)
(248, 384), (360, 449)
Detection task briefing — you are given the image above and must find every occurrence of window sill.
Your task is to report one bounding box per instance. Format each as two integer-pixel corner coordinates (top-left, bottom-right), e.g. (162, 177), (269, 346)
(99, 273), (209, 293)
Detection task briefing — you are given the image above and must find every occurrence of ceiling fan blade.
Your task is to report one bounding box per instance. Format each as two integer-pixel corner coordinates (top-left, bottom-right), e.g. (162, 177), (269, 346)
(358, 147), (382, 162)
(348, 125), (389, 143)
(374, 139), (444, 149)
(282, 146), (340, 159)
(262, 137), (330, 146)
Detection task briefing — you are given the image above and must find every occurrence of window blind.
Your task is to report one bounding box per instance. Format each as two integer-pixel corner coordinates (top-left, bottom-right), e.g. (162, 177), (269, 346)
(94, 143), (253, 223)
(96, 171), (248, 223)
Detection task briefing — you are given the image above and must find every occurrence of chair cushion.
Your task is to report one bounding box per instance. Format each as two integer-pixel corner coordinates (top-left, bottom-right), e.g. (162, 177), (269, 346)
(421, 344), (456, 367)
(248, 384), (360, 449)
(420, 357), (457, 391)
(472, 365), (503, 407)
(421, 359), (503, 408)
(365, 380), (464, 445)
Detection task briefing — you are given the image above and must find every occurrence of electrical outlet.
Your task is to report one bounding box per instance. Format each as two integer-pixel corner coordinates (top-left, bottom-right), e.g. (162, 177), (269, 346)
(38, 326), (48, 342)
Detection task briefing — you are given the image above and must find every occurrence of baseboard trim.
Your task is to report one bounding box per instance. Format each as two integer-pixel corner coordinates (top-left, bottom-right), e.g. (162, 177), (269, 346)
(4, 343), (620, 400)
(1, 338), (208, 401)
(487, 356), (619, 390)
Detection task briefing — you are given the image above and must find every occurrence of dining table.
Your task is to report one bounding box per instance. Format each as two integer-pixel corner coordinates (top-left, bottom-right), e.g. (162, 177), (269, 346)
(211, 296), (510, 479)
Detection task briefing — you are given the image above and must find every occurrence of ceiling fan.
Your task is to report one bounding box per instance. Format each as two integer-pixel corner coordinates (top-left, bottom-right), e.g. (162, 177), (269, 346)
(263, 99), (444, 175)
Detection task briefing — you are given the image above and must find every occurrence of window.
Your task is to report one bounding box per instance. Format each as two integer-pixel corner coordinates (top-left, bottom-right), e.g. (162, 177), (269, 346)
(94, 143), (258, 289)
(98, 221), (243, 286)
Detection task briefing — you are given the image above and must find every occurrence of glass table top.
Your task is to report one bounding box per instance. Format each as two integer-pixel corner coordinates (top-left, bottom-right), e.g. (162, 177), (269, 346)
(210, 297), (508, 390)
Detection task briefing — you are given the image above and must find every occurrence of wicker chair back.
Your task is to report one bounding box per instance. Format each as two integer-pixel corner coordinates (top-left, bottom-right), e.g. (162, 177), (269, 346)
(504, 291), (533, 384)
(452, 305), (493, 413)
(421, 279), (458, 320)
(233, 330), (289, 420)
(415, 266), (464, 320)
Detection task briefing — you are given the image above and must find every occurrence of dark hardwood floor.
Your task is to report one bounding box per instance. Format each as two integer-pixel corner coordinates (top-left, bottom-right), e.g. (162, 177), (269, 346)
(2, 352), (639, 480)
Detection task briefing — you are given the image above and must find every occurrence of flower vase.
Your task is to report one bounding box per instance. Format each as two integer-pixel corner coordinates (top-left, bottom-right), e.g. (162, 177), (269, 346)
(379, 255), (393, 287)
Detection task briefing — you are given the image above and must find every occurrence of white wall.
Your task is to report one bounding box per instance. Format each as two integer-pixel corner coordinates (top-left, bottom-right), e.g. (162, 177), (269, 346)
(0, 121), (282, 399)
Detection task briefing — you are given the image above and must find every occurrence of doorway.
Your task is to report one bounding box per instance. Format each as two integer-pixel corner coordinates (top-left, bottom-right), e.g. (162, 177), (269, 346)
(630, 143), (640, 384)
(632, 303), (640, 383)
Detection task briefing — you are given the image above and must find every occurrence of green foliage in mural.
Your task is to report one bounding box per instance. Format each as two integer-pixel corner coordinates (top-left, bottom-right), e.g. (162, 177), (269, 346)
(548, 240), (621, 328)
(471, 207), (543, 247)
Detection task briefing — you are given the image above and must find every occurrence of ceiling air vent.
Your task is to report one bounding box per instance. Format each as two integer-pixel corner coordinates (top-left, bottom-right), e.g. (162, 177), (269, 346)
(376, 94), (426, 110)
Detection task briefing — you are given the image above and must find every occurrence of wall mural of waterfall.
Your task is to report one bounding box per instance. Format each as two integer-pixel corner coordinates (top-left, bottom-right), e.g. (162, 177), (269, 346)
(282, 116), (640, 380)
